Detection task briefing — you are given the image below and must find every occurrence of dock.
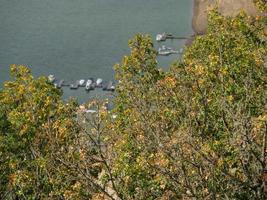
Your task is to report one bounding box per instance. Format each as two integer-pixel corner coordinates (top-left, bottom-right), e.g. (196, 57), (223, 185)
(48, 76), (116, 92)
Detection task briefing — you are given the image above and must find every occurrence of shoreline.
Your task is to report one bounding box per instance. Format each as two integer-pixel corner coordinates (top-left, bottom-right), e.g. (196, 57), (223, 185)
(192, 0), (214, 35)
(192, 0), (206, 35)
(185, 0), (206, 46)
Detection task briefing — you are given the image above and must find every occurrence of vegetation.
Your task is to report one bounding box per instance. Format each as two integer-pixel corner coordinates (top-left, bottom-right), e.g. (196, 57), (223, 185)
(0, 8), (266, 200)
(0, 65), (81, 199)
(254, 0), (267, 12)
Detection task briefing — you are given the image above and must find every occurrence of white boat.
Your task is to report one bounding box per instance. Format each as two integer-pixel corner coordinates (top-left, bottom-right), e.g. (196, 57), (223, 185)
(158, 51), (172, 56)
(156, 33), (174, 42)
(158, 45), (172, 51)
(85, 79), (93, 91)
(156, 33), (167, 42)
(158, 46), (179, 56)
(106, 81), (115, 91)
(85, 109), (97, 113)
(96, 78), (103, 87)
(79, 79), (85, 86)
(48, 74), (55, 82)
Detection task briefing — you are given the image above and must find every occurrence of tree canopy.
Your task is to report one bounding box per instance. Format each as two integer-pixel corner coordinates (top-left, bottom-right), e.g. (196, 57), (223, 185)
(108, 9), (266, 199)
(0, 7), (266, 200)
(0, 65), (80, 199)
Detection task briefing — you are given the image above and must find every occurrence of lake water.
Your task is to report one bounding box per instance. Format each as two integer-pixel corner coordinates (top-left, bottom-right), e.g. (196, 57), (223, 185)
(0, 0), (193, 103)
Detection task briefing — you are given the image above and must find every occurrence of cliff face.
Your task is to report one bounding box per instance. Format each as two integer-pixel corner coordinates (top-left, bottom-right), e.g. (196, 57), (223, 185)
(193, 0), (263, 34)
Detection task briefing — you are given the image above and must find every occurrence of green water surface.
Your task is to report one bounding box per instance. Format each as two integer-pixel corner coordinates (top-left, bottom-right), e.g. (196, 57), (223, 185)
(0, 0), (193, 103)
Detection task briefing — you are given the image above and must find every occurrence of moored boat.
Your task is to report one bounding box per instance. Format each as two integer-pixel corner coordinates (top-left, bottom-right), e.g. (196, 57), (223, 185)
(70, 80), (79, 89)
(79, 79), (85, 86)
(85, 79), (94, 91)
(57, 80), (64, 88)
(106, 81), (115, 92)
(96, 78), (103, 87)
(158, 46), (179, 56)
(48, 74), (56, 82)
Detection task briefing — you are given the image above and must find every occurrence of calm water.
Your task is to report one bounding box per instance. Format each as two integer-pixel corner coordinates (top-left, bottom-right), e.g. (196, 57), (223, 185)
(0, 0), (193, 103)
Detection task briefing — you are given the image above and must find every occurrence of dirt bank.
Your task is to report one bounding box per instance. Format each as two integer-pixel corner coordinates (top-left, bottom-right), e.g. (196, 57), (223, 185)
(192, 0), (263, 34)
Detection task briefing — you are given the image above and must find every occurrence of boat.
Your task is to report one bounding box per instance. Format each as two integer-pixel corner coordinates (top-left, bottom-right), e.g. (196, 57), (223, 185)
(106, 81), (115, 92)
(48, 74), (55, 83)
(110, 85), (115, 91)
(85, 109), (97, 113)
(156, 33), (167, 42)
(57, 80), (64, 88)
(79, 79), (85, 86)
(96, 78), (103, 87)
(158, 51), (172, 56)
(102, 82), (107, 91)
(158, 46), (179, 56)
(85, 79), (94, 91)
(158, 45), (172, 51)
(70, 80), (79, 89)
(156, 33), (173, 42)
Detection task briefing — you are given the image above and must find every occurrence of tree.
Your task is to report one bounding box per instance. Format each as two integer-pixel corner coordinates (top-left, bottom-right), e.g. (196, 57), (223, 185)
(156, 10), (266, 199)
(59, 99), (122, 200)
(111, 34), (169, 199)
(110, 9), (267, 199)
(1, 6), (266, 200)
(166, 9), (266, 199)
(0, 65), (79, 199)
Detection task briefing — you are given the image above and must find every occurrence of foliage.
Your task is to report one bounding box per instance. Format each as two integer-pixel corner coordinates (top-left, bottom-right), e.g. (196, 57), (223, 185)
(110, 9), (267, 199)
(0, 7), (266, 200)
(166, 9), (267, 199)
(112, 34), (167, 199)
(0, 65), (80, 199)
(254, 0), (267, 12)
(61, 99), (121, 200)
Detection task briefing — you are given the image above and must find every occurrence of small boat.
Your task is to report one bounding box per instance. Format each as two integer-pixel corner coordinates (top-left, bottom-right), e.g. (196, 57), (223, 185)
(48, 74), (56, 83)
(57, 80), (64, 88)
(96, 78), (103, 87)
(70, 84), (78, 89)
(158, 46), (179, 56)
(106, 81), (115, 92)
(158, 51), (173, 56)
(79, 79), (85, 86)
(110, 85), (115, 91)
(102, 82), (107, 91)
(156, 33), (173, 42)
(156, 33), (167, 42)
(158, 45), (172, 51)
(70, 80), (79, 89)
(85, 109), (97, 113)
(85, 79), (94, 91)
